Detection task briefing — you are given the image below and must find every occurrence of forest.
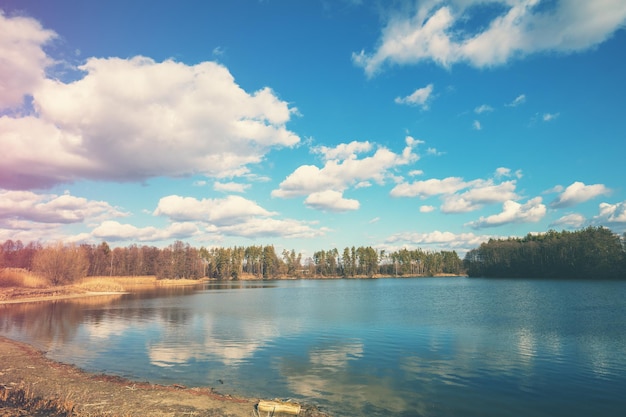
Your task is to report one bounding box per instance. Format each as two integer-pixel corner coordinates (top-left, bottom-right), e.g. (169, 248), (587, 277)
(2, 226), (624, 285)
(0, 239), (463, 284)
(463, 226), (626, 279)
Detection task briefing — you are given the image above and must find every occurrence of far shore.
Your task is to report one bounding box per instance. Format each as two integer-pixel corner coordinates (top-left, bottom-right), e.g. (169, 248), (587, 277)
(0, 272), (466, 305)
(0, 274), (206, 305)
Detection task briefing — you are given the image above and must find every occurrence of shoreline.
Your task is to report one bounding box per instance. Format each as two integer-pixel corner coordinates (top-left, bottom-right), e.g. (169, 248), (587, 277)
(0, 335), (329, 416)
(0, 274), (465, 305)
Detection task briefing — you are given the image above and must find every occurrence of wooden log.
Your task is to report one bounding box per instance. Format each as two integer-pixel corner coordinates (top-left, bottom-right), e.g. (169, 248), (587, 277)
(257, 399), (301, 415)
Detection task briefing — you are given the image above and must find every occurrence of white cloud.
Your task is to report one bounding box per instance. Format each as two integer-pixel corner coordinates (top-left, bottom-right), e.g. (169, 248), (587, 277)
(0, 14), (300, 190)
(385, 230), (490, 253)
(314, 140), (372, 160)
(441, 180), (518, 213)
(595, 201), (626, 224)
(217, 218), (328, 239)
(472, 120), (482, 130)
(0, 11), (56, 110)
(543, 112), (560, 121)
(395, 84), (434, 109)
(544, 184), (564, 194)
(507, 94), (526, 107)
(92, 220), (199, 242)
(0, 189), (126, 224)
(409, 169), (424, 176)
(495, 167), (511, 178)
(474, 104), (494, 114)
(154, 195), (274, 225)
(392, 171), (523, 214)
(426, 147), (444, 156)
(419, 205), (435, 213)
(495, 167), (522, 179)
(551, 181), (611, 208)
(390, 177), (467, 198)
(304, 190), (360, 212)
(272, 137), (419, 210)
(468, 197), (547, 229)
(213, 181), (250, 193)
(152, 194), (327, 240)
(353, 1), (626, 75)
(550, 213), (586, 229)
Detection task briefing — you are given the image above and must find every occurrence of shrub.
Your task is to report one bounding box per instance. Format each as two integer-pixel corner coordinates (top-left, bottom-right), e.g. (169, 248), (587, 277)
(32, 243), (89, 285)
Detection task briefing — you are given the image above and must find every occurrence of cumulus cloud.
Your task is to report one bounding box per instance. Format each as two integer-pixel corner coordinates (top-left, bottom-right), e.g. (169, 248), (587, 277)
(213, 181), (250, 193)
(152, 194), (326, 240)
(390, 177), (467, 199)
(272, 137), (420, 210)
(420, 205), (435, 213)
(468, 197), (546, 229)
(595, 201), (626, 224)
(550, 213), (586, 229)
(0, 189), (126, 224)
(441, 180), (518, 213)
(314, 140), (372, 160)
(394, 84), (434, 109)
(0, 12), (300, 189)
(216, 218), (328, 239)
(92, 220), (199, 242)
(154, 195), (275, 225)
(353, 1), (626, 75)
(472, 120), (482, 130)
(304, 190), (360, 212)
(392, 168), (523, 214)
(550, 181), (611, 208)
(385, 230), (490, 253)
(495, 167), (522, 179)
(0, 11), (56, 109)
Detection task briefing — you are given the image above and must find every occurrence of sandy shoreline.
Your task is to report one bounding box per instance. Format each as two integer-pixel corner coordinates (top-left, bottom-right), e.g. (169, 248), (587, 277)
(0, 335), (330, 417)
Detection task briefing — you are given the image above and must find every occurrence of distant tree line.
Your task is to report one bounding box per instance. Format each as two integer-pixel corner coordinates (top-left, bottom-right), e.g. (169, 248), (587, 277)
(312, 247), (463, 277)
(463, 227), (626, 279)
(3, 227), (624, 285)
(0, 239), (463, 285)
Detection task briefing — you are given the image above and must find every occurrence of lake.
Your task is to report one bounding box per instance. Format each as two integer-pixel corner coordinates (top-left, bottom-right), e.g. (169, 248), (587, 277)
(1, 277), (625, 416)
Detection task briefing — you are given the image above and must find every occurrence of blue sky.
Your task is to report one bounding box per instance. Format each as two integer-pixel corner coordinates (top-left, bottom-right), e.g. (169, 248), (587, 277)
(1, 0), (625, 258)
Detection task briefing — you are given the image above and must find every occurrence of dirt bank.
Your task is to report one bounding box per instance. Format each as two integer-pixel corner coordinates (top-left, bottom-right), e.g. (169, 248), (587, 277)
(0, 337), (329, 417)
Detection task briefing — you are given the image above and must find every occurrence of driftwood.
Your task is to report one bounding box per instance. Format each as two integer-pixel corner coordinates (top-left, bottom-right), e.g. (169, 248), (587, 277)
(257, 399), (301, 415)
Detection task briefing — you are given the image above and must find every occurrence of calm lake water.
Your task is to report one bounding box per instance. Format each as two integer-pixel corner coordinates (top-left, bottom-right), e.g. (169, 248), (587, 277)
(1, 277), (626, 416)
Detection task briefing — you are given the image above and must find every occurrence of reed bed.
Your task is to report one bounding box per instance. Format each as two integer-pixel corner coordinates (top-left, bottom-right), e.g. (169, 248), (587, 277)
(0, 268), (48, 288)
(76, 276), (157, 292)
(76, 276), (203, 292)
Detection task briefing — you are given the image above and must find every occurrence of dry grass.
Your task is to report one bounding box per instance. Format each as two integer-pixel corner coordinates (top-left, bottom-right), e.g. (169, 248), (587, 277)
(76, 276), (157, 292)
(76, 276), (203, 292)
(0, 383), (76, 416)
(0, 268), (48, 288)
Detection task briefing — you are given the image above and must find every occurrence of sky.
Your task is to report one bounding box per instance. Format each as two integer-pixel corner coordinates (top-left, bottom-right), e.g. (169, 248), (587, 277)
(1, 0), (626, 258)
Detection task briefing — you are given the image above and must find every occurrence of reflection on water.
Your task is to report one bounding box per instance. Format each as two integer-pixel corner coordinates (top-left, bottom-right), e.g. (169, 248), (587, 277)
(1, 278), (626, 417)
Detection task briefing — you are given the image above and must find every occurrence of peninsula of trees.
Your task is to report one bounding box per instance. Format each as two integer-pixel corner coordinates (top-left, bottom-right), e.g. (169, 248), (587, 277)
(463, 227), (626, 279)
